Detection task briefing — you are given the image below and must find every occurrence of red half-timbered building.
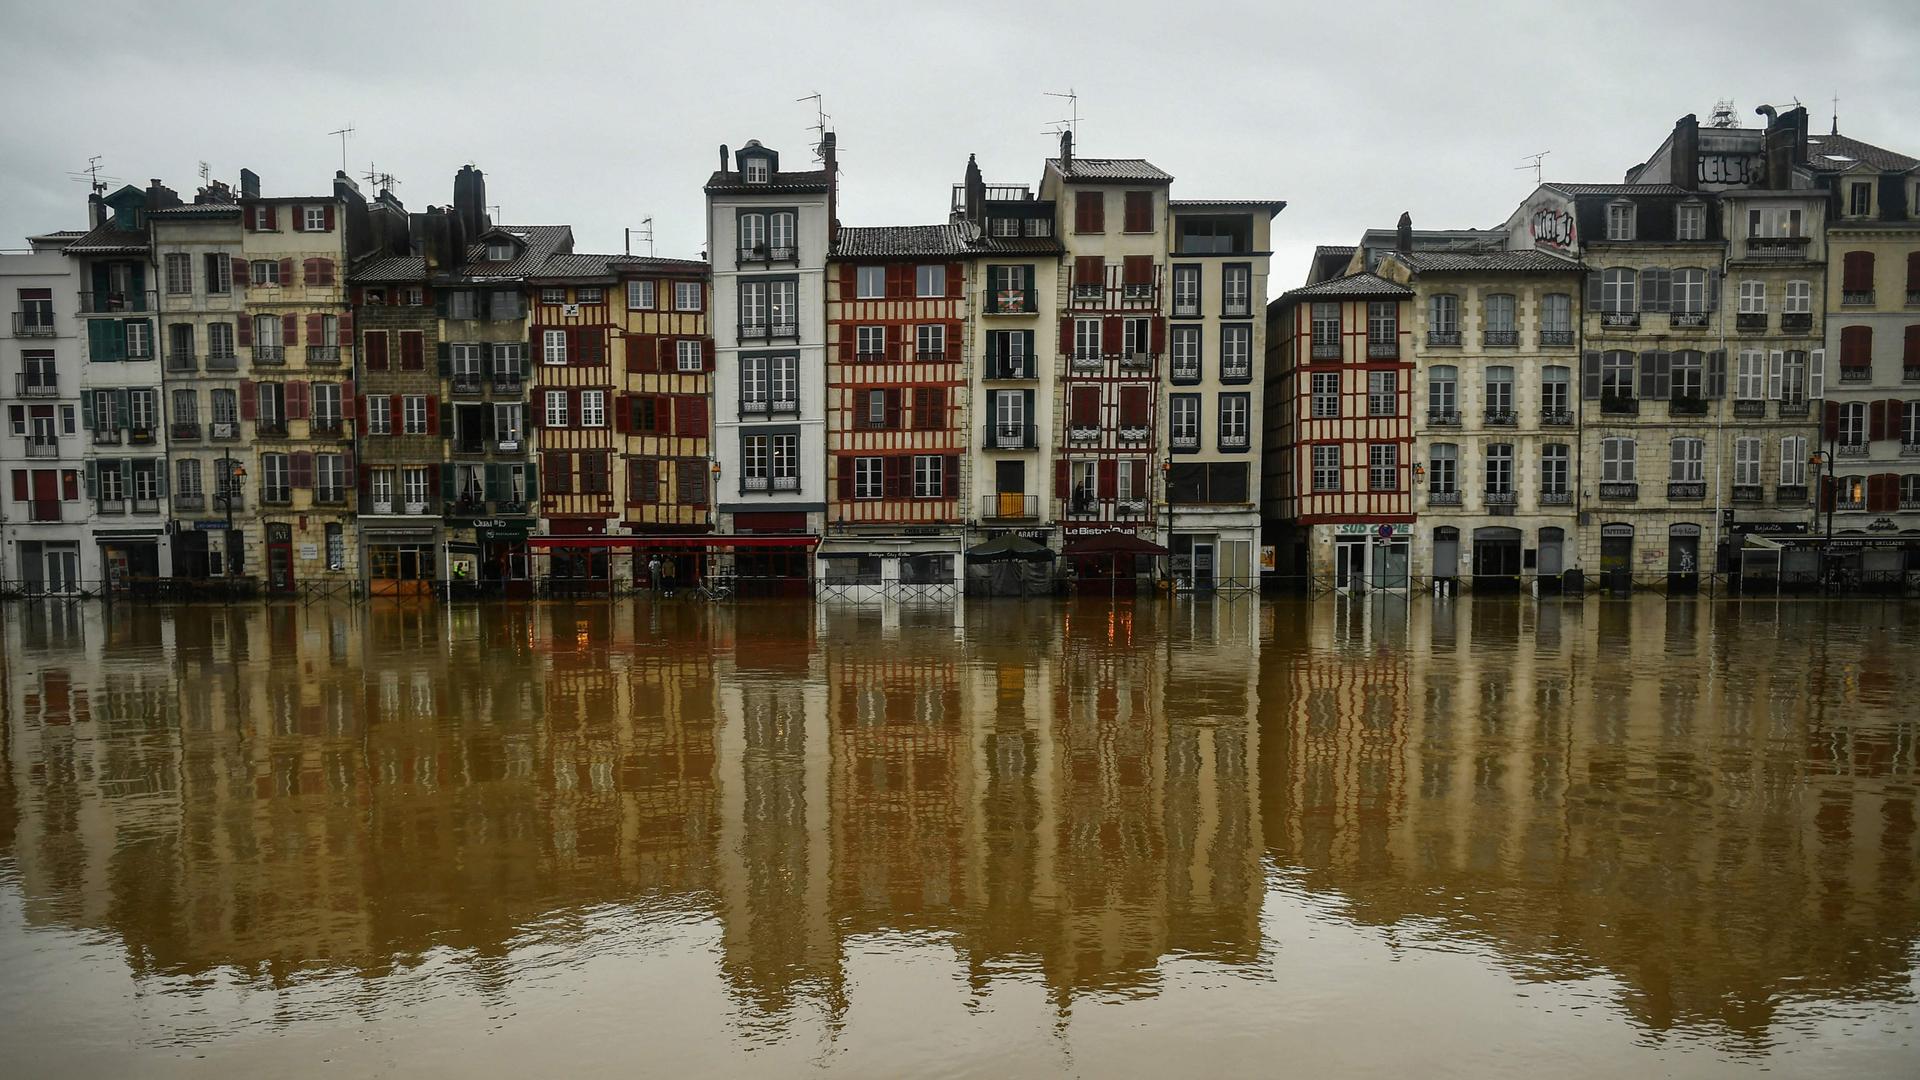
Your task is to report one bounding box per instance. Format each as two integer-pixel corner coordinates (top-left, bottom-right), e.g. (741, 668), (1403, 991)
(612, 257), (713, 583)
(1263, 272), (1415, 590)
(529, 258), (618, 586)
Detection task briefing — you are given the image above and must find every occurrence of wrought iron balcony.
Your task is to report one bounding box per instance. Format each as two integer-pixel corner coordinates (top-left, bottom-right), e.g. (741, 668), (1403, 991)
(262, 486), (293, 507)
(166, 351), (197, 372)
(310, 417), (343, 436)
(132, 497), (160, 515)
(170, 421), (201, 442)
(1426, 330), (1461, 347)
(1599, 311), (1639, 329)
(1777, 400), (1811, 418)
(1483, 409), (1517, 427)
(1599, 481), (1638, 501)
(1733, 399), (1767, 418)
(1905, 366), (1920, 384)
(1669, 395), (1709, 417)
(1485, 490), (1517, 514)
(1114, 497), (1149, 517)
(982, 493), (1039, 520)
(1118, 351), (1155, 370)
(1839, 366), (1871, 383)
(1746, 236), (1810, 260)
(1736, 313), (1768, 332)
(1170, 361), (1201, 384)
(1482, 330), (1518, 347)
(15, 374), (58, 397)
(1900, 441), (1920, 458)
(1538, 330), (1575, 347)
(451, 375), (484, 397)
(1219, 432), (1249, 450)
(1731, 484), (1763, 504)
(1428, 490), (1461, 506)
(1070, 350), (1103, 370)
(1836, 440), (1868, 458)
(1776, 484), (1808, 504)
(306, 345), (340, 366)
(127, 425), (156, 446)
(1221, 362), (1252, 383)
(77, 290), (155, 314)
(256, 419), (288, 437)
(1170, 432), (1199, 451)
(92, 429), (122, 446)
(1781, 313), (1812, 333)
(1067, 494), (1099, 517)
(1367, 340), (1399, 359)
(1669, 311), (1710, 330)
(1842, 290), (1875, 306)
(173, 494), (205, 512)
(1541, 408), (1574, 426)
(11, 312), (56, 337)
(1600, 394), (1639, 416)
(215, 491), (245, 512)
(252, 344), (285, 366)
(207, 350), (239, 371)
(1427, 409), (1460, 427)
(23, 437), (58, 458)
(1538, 490), (1572, 505)
(985, 290), (1034, 316)
(489, 371), (523, 392)
(1068, 423), (1101, 443)
(1117, 425), (1150, 443)
(313, 488), (347, 506)
(1667, 481), (1706, 500)
(986, 357), (1035, 380)
(1310, 340), (1341, 360)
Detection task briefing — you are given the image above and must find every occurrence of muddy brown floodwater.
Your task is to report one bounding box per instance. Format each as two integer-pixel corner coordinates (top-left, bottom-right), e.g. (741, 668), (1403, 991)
(0, 597), (1916, 1078)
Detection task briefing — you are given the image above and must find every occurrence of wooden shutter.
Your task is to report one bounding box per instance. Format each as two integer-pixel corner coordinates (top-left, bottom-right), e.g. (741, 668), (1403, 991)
(1150, 317), (1166, 355)
(1124, 191), (1152, 232)
(1101, 317), (1121, 356)
(883, 388), (902, 430)
(291, 205), (305, 232)
(1705, 349), (1726, 399)
(1074, 255), (1102, 287)
(278, 257), (293, 284)
(323, 205), (335, 231)
(264, 205), (277, 230)
(302, 257), (316, 284)
(1071, 385), (1100, 426)
(1823, 400), (1840, 439)
(1906, 325), (1920, 366)
(884, 325), (901, 362)
(239, 379), (256, 420)
(1869, 400), (1889, 443)
(1059, 319), (1074, 354)
(318, 258), (335, 285)
(365, 331), (389, 370)
(1055, 459), (1069, 498)
(1581, 351), (1602, 399)
(674, 396), (707, 437)
(837, 459), (855, 500)
(884, 456), (908, 500)
(290, 452), (313, 488)
(1123, 255), (1151, 285)
(1120, 384), (1149, 426)
(1842, 250), (1874, 292)
(232, 257), (249, 286)
(287, 380), (309, 420)
(281, 314), (296, 347)
(424, 394), (439, 435)
(1841, 325), (1872, 368)
(306, 314), (323, 344)
(1584, 272), (1602, 308)
(839, 263), (856, 300)
(945, 263), (963, 299)
(1908, 252), (1920, 293)
(1097, 459), (1118, 499)
(1076, 191), (1104, 233)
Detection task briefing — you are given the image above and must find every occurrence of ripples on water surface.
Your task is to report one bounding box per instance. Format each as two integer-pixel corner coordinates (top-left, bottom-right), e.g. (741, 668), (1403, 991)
(0, 597), (1915, 1078)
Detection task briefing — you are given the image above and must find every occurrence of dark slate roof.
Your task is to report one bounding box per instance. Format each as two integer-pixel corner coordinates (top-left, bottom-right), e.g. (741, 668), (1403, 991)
(1280, 272), (1413, 300)
(1046, 158), (1173, 183)
(608, 255), (708, 276)
(833, 224), (969, 259)
(530, 253), (623, 281)
(150, 203), (242, 217)
(63, 222), (148, 255)
(969, 234), (1066, 256)
(452, 224), (572, 280)
(351, 255), (427, 283)
(1171, 198), (1287, 212)
(1804, 133), (1920, 173)
(1542, 182), (1692, 197)
(704, 169), (833, 195)
(1389, 250), (1584, 274)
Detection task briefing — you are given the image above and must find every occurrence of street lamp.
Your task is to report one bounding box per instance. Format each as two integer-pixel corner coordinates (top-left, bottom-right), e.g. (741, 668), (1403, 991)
(224, 461), (247, 577)
(1809, 447), (1835, 590)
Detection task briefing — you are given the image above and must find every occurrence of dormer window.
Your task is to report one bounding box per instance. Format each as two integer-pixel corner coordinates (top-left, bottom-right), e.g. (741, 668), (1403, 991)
(1676, 202), (1706, 241)
(745, 158), (770, 184)
(1606, 202), (1636, 241)
(989, 217), (1019, 238)
(487, 241), (513, 261)
(1848, 182), (1873, 216)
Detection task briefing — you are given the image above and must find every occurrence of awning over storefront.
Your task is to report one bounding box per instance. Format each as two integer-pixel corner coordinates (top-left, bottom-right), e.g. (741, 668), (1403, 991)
(1060, 532), (1170, 558)
(526, 534), (820, 550)
(966, 535), (1054, 562)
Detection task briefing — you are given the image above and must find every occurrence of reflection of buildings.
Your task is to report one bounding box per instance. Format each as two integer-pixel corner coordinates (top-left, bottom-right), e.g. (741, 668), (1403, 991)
(1258, 597), (1920, 1041)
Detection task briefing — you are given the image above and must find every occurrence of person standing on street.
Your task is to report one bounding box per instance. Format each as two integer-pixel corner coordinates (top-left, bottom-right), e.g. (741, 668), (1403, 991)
(661, 558), (677, 597)
(647, 555), (662, 595)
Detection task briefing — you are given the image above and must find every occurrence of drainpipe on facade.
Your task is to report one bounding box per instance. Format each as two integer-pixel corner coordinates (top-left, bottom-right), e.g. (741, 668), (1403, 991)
(1712, 243), (1730, 598)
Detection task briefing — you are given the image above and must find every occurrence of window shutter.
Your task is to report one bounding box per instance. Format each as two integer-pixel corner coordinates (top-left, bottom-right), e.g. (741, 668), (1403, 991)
(1059, 319), (1073, 354)
(1907, 325), (1920, 366)
(614, 394), (631, 434)
(83, 461), (97, 499)
(356, 391), (369, 428)
(1055, 459), (1069, 498)
(80, 391), (95, 430)
(1869, 400), (1888, 443)
(1071, 385), (1100, 426)
(288, 381), (309, 420)
(837, 459), (855, 501)
(685, 397), (707, 437)
(365, 330), (388, 370)
(302, 257), (315, 284)
(838, 326), (855, 361)
(306, 314), (323, 344)
(239, 380), (257, 420)
(1150, 317), (1166, 355)
(323, 205), (335, 232)
(884, 388), (902, 430)
(1823, 400), (1839, 439)
(1123, 255), (1151, 286)
(1580, 351), (1601, 399)
(702, 338), (715, 372)
(884, 324), (901, 362)
(436, 341), (451, 376)
(1101, 317), (1121, 356)
(1908, 252), (1920, 292)
(1585, 272), (1601, 308)
(1809, 348), (1826, 398)
(291, 206), (305, 232)
(1075, 255), (1102, 287)
(319, 259), (335, 286)
(624, 335), (646, 372)
(112, 389), (130, 428)
(839, 263), (856, 300)
(278, 257), (293, 284)
(262, 205), (276, 230)
(337, 310), (352, 344)
(1766, 350), (1785, 400)
(1706, 270), (1721, 311)
(1021, 390), (1035, 443)
(290, 452), (313, 488)
(1843, 251), (1873, 292)
(884, 456), (907, 500)
(281, 313), (296, 345)
(232, 257), (249, 288)
(342, 379), (355, 417)
(1704, 350), (1724, 399)
(1639, 351), (1659, 399)
(945, 263), (963, 299)
(390, 394), (403, 432)
(1097, 459), (1117, 499)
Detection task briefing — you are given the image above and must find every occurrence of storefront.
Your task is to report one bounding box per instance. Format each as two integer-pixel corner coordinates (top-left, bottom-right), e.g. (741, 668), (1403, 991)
(814, 532), (964, 600)
(528, 534), (821, 596)
(94, 529), (166, 594)
(730, 511), (815, 597)
(1667, 522), (1702, 594)
(1327, 523), (1410, 593)
(1469, 526), (1522, 593)
(1168, 531), (1255, 592)
(362, 526), (441, 597)
(471, 519), (534, 596)
(1599, 523), (1634, 594)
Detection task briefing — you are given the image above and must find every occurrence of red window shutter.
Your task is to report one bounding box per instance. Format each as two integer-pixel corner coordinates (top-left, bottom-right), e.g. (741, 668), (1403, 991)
(1869, 400), (1888, 442)
(839, 263), (856, 300)
(281, 313), (297, 345)
(342, 448), (354, 475)
(839, 327), (855, 361)
(883, 388), (902, 430)
(425, 395), (438, 434)
(1055, 460), (1069, 498)
(401, 332), (423, 370)
(341, 379), (355, 415)
(302, 258), (316, 284)
(291, 206), (304, 232)
(703, 338), (715, 371)
(1071, 386), (1100, 426)
(337, 310), (352, 343)
(1059, 319), (1073, 354)
(1124, 191), (1152, 232)
(365, 331), (389, 370)
(10, 471), (26, 502)
(306, 314), (323, 344)
(239, 380), (257, 420)
(1123, 255), (1151, 286)
(1101, 317), (1121, 355)
(945, 263), (962, 299)
(885, 324), (901, 361)
(62, 471), (79, 501)
(685, 397), (708, 436)
(278, 257), (293, 284)
(357, 392), (368, 427)
(886, 263), (907, 300)
(232, 257), (249, 286)
(1906, 324), (1920, 365)
(613, 394), (631, 433)
(1823, 400), (1840, 439)
(625, 336), (646, 372)
(323, 205), (335, 232)
(390, 394), (402, 431)
(1908, 252), (1920, 292)
(943, 455), (959, 499)
(1841, 325), (1872, 368)
(264, 205), (277, 230)
(1150, 317), (1166, 355)
(290, 452), (313, 488)
(319, 258), (335, 285)
(1843, 251), (1873, 291)
(1076, 191), (1104, 233)
(1074, 255), (1102, 287)
(288, 380), (309, 420)
(1128, 460), (1147, 498)
(886, 456), (909, 499)
(1121, 385), (1149, 426)
(837, 459), (855, 501)
(236, 315), (252, 346)
(1097, 459), (1118, 499)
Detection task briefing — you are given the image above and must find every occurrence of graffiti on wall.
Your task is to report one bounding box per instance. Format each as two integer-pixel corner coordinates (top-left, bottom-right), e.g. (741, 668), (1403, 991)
(1531, 207), (1577, 251)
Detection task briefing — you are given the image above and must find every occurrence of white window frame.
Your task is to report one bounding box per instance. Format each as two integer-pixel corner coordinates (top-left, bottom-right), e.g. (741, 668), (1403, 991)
(854, 456), (883, 500)
(576, 287), (603, 304)
(769, 212), (796, 253)
(1429, 443), (1458, 494)
(545, 390), (569, 428)
(177, 458), (203, 497)
(1541, 443), (1570, 494)
(542, 329), (568, 365)
(487, 242), (513, 261)
(368, 394), (391, 435)
(674, 281), (701, 311)
(303, 206), (326, 231)
(1367, 369), (1397, 417)
(580, 390), (605, 428)
(1672, 268), (1708, 313)
(1428, 293), (1459, 333)
(165, 253), (192, 295)
(370, 467), (394, 505)
(1669, 437), (1705, 482)
(1734, 437), (1762, 486)
(1736, 350), (1766, 400)
(626, 279), (656, 310)
(1428, 365), (1457, 414)
(125, 321), (151, 358)
(915, 265), (944, 298)
(1676, 203), (1706, 241)
(1311, 445), (1340, 492)
(1738, 280), (1767, 314)
(1484, 293), (1516, 333)
(1170, 395), (1200, 443)
(1310, 372), (1340, 418)
(913, 455), (943, 498)
(856, 325), (885, 358)
(540, 287), (565, 304)
(1542, 293), (1572, 333)
(402, 395), (428, 435)
(1602, 437), (1636, 482)
(1606, 202), (1636, 241)
(1219, 394), (1249, 442)
(676, 339), (703, 372)
(915, 323), (946, 360)
(1784, 280), (1812, 314)
(856, 266), (885, 299)
(1074, 317), (1100, 360)
(1484, 443), (1514, 495)
(1780, 436), (1808, 486)
(1368, 443), (1398, 491)
(744, 158), (770, 184)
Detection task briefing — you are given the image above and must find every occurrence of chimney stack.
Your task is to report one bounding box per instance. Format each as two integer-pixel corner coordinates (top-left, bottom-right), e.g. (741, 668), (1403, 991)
(453, 164), (489, 237)
(240, 168), (260, 200)
(1395, 212), (1412, 255)
(1670, 114), (1700, 190)
(822, 130), (839, 249)
(1059, 129), (1073, 170)
(87, 190), (105, 229)
(963, 153), (984, 224)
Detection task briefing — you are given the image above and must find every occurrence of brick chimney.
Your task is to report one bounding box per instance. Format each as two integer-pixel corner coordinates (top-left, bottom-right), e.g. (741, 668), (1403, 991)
(1395, 212), (1412, 255)
(822, 130), (839, 249)
(1670, 114), (1700, 190)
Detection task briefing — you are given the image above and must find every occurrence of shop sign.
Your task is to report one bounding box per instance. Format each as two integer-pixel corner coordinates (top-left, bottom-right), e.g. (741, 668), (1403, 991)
(193, 521), (228, 530)
(1258, 545), (1277, 571)
(1668, 524), (1702, 538)
(1600, 524), (1635, 538)
(299, 543), (319, 561)
(1334, 523), (1410, 536)
(1735, 521), (1808, 535)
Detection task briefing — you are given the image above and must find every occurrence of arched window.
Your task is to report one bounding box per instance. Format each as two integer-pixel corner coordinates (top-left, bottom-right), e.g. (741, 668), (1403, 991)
(1427, 364), (1457, 420)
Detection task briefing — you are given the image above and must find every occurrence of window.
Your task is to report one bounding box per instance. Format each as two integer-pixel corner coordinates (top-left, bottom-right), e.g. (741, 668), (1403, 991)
(398, 395), (425, 434)
(1074, 191), (1104, 233)
(539, 287), (565, 305)
(1748, 207), (1802, 237)
(1606, 202), (1635, 240)
(1429, 444), (1458, 495)
(1780, 436), (1808, 486)
(495, 402), (522, 441)
(916, 265), (945, 298)
(1311, 372), (1340, 418)
(1311, 445), (1340, 492)
(1601, 437), (1636, 482)
(864, 389), (888, 428)
(856, 326), (885, 358)
(578, 453), (610, 495)
(1672, 268), (1708, 312)
(1311, 302), (1340, 346)
(769, 280), (796, 333)
(674, 281), (701, 311)
(915, 323), (946, 360)
(989, 217), (1019, 238)
(1171, 326), (1202, 381)
(1676, 203), (1706, 240)
(1542, 366), (1570, 414)
(738, 213), (766, 254)
(1670, 350), (1703, 398)
(1222, 265), (1251, 315)
(249, 260), (281, 286)
(1428, 365), (1456, 417)
(543, 329), (568, 365)
(1734, 437), (1762, 486)
(1173, 265), (1201, 314)
(1123, 190), (1153, 232)
(1838, 401), (1867, 445)
(165, 253), (192, 294)
(1367, 301), (1397, 344)
(1784, 280), (1812, 314)
(1074, 317), (1100, 360)
(302, 206), (326, 232)
(675, 339), (703, 372)
(1736, 349), (1766, 399)
(851, 456), (883, 499)
(856, 266), (885, 299)
(1485, 366), (1514, 414)
(1428, 293), (1459, 334)
(211, 388), (237, 426)
(771, 434), (798, 484)
(486, 241), (513, 262)
(1602, 350), (1635, 397)
(1601, 268), (1637, 312)
(205, 253), (232, 295)
(1849, 182), (1872, 216)
(1218, 393), (1249, 449)
(1542, 293), (1572, 334)
(1221, 325), (1252, 380)
(575, 286), (602, 304)
(260, 454), (288, 503)
(1541, 444), (1569, 494)
(1484, 443), (1514, 495)
(366, 395), (391, 435)
(1670, 437), (1705, 482)
(1780, 350), (1807, 404)
(1484, 293), (1516, 334)
(626, 279), (656, 310)
(176, 458), (202, 498)
(368, 467), (394, 507)
(249, 205), (273, 231)
(913, 455), (944, 498)
(171, 388), (197, 425)
(1738, 280), (1767, 314)
(402, 466), (431, 506)
(1368, 369), (1397, 417)
(1170, 395), (1200, 449)
(1023, 217), (1050, 238)
(124, 321), (150, 358)
(545, 390), (568, 428)
(769, 212), (796, 255)
(580, 390), (605, 427)
(744, 158), (769, 184)
(1368, 444), (1398, 491)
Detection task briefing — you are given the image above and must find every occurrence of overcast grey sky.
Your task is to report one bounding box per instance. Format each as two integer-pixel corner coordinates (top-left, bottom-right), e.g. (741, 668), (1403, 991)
(4, 0), (1918, 290)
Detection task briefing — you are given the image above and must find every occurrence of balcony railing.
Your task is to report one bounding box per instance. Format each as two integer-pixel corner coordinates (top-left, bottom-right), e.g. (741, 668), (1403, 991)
(166, 351), (197, 372)
(1170, 361), (1200, 384)
(1669, 311), (1710, 329)
(1221, 362), (1252, 383)
(1835, 441), (1868, 458)
(1310, 340), (1341, 360)
(1736, 313), (1768, 332)
(1842, 290), (1875, 306)
(77, 290), (155, 314)
(1173, 299), (1200, 317)
(92, 429), (122, 446)
(209, 421), (239, 441)
(1068, 423), (1101, 443)
(1746, 236), (1810, 260)
(11, 312), (56, 337)
(306, 345), (340, 366)
(1484, 491), (1516, 515)
(1781, 313), (1812, 334)
(96, 498), (127, 516)
(1429, 490), (1461, 506)
(1776, 484), (1808, 504)
(1170, 431), (1200, 451)
(986, 357), (1036, 380)
(252, 344), (285, 366)
(1068, 264), (1161, 311)
(262, 487), (293, 506)
(173, 494), (205, 512)
(1733, 399), (1767, 418)
(1219, 432), (1250, 451)
(28, 500), (61, 522)
(256, 419), (288, 437)
(1541, 408), (1574, 426)
(1838, 366), (1871, 383)
(1539, 329), (1575, 347)
(207, 350), (239, 371)
(981, 493), (1039, 520)
(1483, 330), (1518, 347)
(16, 375), (58, 397)
(1118, 424), (1150, 443)
(1070, 350), (1103, 370)
(1731, 484), (1764, 504)
(1900, 441), (1920, 458)
(737, 244), (798, 266)
(1599, 481), (1638, 501)
(1427, 330), (1461, 347)
(984, 423), (1036, 450)
(132, 496), (160, 515)
(984, 289), (1035, 316)
(1600, 394), (1639, 416)
(1067, 494), (1099, 517)
(1367, 339), (1398, 359)
(1114, 497), (1149, 517)
(1669, 396), (1709, 417)
(1777, 400), (1810, 418)
(310, 417), (343, 437)
(313, 488), (347, 506)
(23, 437), (58, 458)
(1483, 409), (1517, 427)
(1599, 311), (1639, 329)
(1539, 490), (1572, 505)
(1118, 351), (1155, 370)
(1428, 409), (1460, 427)
(1905, 366), (1920, 384)
(1667, 481), (1706, 500)
(451, 375), (484, 396)
(771, 475), (799, 492)
(1836, 495), (1866, 512)
(490, 371), (523, 392)
(215, 492), (244, 512)
(127, 425), (156, 446)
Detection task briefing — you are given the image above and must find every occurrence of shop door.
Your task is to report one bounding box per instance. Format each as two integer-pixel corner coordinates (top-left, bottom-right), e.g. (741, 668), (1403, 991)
(1600, 528), (1634, 594)
(49, 547), (79, 594)
(1335, 539), (1366, 593)
(1472, 527), (1522, 593)
(1432, 528), (1460, 581)
(1537, 528), (1565, 593)
(1667, 530), (1700, 595)
(1372, 540), (1409, 591)
(267, 524), (295, 593)
(1190, 543), (1215, 592)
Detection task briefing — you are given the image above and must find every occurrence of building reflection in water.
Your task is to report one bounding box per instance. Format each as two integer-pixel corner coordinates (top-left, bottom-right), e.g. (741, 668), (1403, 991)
(0, 595), (1915, 1052)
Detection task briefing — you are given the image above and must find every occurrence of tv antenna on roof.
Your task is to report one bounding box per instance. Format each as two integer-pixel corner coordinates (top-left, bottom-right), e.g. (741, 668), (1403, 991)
(199, 161), (212, 187)
(798, 92), (830, 162)
(327, 123), (355, 172)
(362, 162), (400, 193)
(68, 156), (114, 194)
(626, 217), (654, 258)
(1042, 87), (1080, 139)
(1516, 151), (1550, 185)
(1708, 100), (1738, 128)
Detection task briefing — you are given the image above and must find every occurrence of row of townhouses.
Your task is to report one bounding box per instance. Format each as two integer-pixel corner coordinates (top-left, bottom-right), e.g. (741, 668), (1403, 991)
(0, 130), (1281, 598)
(1263, 105), (1920, 594)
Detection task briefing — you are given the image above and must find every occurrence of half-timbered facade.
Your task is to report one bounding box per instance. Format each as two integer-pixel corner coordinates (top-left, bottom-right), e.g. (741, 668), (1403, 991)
(1263, 273), (1415, 590)
(1038, 135), (1170, 590)
(820, 225), (967, 598)
(612, 256), (712, 581)
(529, 252), (618, 587)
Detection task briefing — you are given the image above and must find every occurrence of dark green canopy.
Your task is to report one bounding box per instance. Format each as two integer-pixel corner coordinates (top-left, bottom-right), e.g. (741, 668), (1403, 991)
(966, 535), (1055, 562)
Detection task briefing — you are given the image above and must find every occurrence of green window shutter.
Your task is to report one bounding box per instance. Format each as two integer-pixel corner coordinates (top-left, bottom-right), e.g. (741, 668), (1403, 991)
(440, 463), (455, 498)
(83, 460), (98, 498)
(434, 291), (449, 317)
(519, 346), (530, 378)
(127, 263), (145, 294)
(114, 388), (131, 428)
(87, 318), (114, 362)
(155, 466), (168, 498)
(119, 459), (132, 489)
(485, 463), (506, 502)
(523, 463), (538, 501)
(437, 341), (451, 375)
(80, 392), (95, 430)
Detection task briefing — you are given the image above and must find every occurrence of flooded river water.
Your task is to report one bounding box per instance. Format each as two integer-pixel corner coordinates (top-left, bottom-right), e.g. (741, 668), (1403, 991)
(0, 597), (1916, 1077)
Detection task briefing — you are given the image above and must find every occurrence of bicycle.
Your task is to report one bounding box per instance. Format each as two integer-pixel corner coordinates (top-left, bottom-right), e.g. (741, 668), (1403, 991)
(696, 575), (735, 601)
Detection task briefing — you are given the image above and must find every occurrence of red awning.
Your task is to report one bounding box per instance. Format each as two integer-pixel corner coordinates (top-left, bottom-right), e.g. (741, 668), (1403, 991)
(526, 534), (820, 550)
(1061, 532), (1170, 558)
